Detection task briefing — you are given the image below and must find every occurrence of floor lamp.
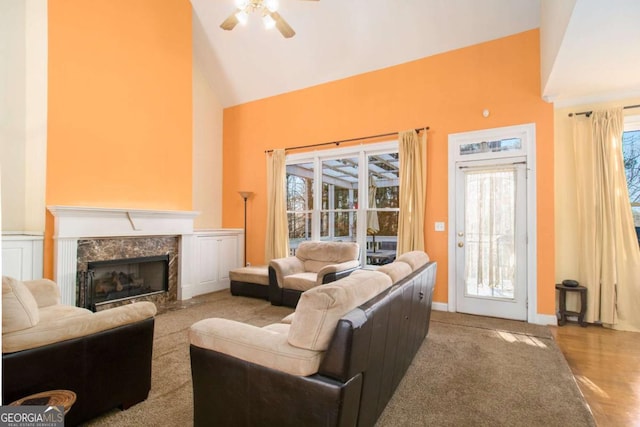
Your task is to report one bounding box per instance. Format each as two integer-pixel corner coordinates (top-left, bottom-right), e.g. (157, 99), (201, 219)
(238, 191), (253, 266)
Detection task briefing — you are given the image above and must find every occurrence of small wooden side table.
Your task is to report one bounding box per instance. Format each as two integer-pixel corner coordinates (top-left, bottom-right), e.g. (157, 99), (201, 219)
(555, 283), (588, 327)
(10, 389), (77, 414)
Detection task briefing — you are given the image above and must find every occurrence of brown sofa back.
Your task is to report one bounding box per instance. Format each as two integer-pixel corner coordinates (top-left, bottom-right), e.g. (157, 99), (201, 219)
(318, 261), (436, 426)
(190, 257), (437, 427)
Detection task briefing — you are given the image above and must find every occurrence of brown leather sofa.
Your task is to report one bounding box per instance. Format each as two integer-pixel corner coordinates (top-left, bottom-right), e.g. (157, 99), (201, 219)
(268, 240), (361, 307)
(190, 251), (436, 426)
(2, 276), (156, 426)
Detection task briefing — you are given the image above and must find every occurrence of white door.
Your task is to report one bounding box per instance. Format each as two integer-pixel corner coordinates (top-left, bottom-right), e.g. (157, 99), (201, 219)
(455, 159), (528, 320)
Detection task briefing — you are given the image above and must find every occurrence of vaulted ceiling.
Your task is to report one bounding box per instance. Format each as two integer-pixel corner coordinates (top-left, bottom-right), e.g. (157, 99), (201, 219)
(191, 0), (640, 108)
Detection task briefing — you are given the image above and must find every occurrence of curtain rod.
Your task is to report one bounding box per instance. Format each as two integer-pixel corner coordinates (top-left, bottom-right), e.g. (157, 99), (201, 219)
(264, 127), (429, 154)
(568, 104), (640, 118)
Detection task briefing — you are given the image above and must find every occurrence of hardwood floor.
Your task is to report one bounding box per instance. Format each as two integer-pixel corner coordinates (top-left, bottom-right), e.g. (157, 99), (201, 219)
(551, 323), (640, 426)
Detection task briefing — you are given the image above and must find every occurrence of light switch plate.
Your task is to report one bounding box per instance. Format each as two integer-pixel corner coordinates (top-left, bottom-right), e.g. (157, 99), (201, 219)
(435, 222), (445, 232)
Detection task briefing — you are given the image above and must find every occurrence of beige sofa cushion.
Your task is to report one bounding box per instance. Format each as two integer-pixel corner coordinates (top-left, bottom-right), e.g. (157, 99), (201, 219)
(283, 273), (318, 291)
(2, 276), (40, 333)
(3, 301), (157, 354)
(377, 261), (413, 284)
(190, 318), (323, 376)
(396, 251), (430, 271)
(288, 270), (392, 351)
(229, 265), (269, 286)
(23, 279), (61, 308)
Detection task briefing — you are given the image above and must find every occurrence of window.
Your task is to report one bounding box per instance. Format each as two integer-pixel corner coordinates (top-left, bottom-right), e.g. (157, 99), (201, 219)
(623, 115), (640, 245)
(286, 141), (399, 266)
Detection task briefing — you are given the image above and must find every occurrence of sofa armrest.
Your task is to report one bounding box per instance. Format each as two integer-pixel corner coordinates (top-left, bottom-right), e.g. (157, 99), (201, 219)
(316, 260), (361, 285)
(269, 256), (305, 289)
(23, 279), (60, 308)
(190, 318), (322, 376)
(3, 302), (157, 354)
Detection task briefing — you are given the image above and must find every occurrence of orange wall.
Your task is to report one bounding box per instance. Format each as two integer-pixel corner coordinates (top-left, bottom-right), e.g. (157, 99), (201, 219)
(222, 29), (555, 315)
(45, 0), (193, 276)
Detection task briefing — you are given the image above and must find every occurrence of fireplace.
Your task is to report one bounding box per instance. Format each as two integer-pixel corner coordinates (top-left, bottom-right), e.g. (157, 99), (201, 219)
(79, 255), (169, 311)
(47, 206), (200, 306)
(75, 235), (179, 311)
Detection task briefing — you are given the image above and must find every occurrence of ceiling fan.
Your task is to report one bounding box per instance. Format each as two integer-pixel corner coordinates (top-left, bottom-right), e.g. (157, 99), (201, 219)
(220, 0), (318, 39)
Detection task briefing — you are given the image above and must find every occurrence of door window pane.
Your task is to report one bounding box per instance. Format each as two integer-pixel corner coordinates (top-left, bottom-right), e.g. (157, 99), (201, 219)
(464, 168), (516, 299)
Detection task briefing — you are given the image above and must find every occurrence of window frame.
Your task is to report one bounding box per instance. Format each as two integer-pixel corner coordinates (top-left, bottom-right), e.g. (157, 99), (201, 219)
(286, 140), (399, 266)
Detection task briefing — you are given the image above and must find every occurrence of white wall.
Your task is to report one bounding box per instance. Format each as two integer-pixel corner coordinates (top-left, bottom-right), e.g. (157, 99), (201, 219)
(23, 0), (48, 232)
(192, 10), (223, 229)
(539, 0), (576, 99)
(0, 0), (47, 233)
(1, 1), (27, 231)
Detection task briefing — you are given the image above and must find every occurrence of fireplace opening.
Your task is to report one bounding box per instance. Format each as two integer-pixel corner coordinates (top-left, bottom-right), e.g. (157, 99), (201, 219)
(79, 255), (169, 311)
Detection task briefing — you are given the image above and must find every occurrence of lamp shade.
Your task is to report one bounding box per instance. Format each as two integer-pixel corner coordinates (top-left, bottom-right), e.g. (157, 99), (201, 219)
(238, 191), (253, 200)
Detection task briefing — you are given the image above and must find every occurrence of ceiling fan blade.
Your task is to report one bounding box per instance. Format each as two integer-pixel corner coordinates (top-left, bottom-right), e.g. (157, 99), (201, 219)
(270, 11), (295, 38)
(220, 10), (240, 31)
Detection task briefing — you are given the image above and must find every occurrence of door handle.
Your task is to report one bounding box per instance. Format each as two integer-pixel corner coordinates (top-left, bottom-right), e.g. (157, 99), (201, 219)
(458, 242), (464, 248)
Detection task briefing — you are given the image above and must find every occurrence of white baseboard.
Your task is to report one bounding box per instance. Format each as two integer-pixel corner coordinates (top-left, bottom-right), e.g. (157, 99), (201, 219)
(432, 302), (449, 312)
(431, 301), (558, 327)
(181, 280), (229, 300)
(530, 313), (558, 326)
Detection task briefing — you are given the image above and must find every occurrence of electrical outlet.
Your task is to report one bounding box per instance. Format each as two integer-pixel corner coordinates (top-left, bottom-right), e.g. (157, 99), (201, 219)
(435, 222), (445, 232)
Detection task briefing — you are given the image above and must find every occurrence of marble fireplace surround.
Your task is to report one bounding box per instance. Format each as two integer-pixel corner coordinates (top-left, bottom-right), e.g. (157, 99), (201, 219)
(48, 206), (199, 306)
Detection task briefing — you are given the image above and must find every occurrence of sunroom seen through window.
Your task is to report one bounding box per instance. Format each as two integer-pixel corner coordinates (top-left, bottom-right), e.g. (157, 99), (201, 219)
(285, 144), (400, 266)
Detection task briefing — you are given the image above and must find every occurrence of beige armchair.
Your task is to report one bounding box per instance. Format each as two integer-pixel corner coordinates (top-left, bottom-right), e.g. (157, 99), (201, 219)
(268, 241), (360, 307)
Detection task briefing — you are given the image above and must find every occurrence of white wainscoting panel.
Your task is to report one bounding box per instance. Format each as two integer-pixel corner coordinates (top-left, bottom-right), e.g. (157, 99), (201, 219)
(2, 234), (44, 281)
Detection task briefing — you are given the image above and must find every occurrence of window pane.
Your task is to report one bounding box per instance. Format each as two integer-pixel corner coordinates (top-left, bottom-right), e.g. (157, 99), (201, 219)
(368, 153), (399, 209)
(287, 163), (314, 210)
(460, 138), (522, 156)
(366, 153), (399, 265)
(321, 157), (358, 210)
(623, 130), (640, 206)
(320, 211), (357, 241)
(366, 211), (398, 266)
(288, 212), (311, 240)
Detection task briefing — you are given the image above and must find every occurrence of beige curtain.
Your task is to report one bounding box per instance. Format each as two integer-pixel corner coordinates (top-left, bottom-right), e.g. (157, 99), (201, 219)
(397, 129), (427, 255)
(573, 108), (640, 332)
(265, 149), (289, 262)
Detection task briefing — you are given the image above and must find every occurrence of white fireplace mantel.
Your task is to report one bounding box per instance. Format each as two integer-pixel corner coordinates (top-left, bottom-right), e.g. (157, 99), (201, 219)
(47, 206), (200, 305)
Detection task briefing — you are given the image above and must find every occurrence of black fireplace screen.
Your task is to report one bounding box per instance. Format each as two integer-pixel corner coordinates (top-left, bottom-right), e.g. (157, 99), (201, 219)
(78, 255), (169, 310)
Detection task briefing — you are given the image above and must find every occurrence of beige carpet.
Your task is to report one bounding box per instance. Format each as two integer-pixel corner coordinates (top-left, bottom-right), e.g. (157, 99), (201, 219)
(87, 291), (594, 426)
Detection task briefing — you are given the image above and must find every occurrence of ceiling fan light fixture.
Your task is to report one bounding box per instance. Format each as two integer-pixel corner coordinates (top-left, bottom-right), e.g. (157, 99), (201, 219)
(263, 0), (279, 12)
(235, 9), (249, 25)
(234, 0), (249, 8)
(262, 14), (276, 29)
